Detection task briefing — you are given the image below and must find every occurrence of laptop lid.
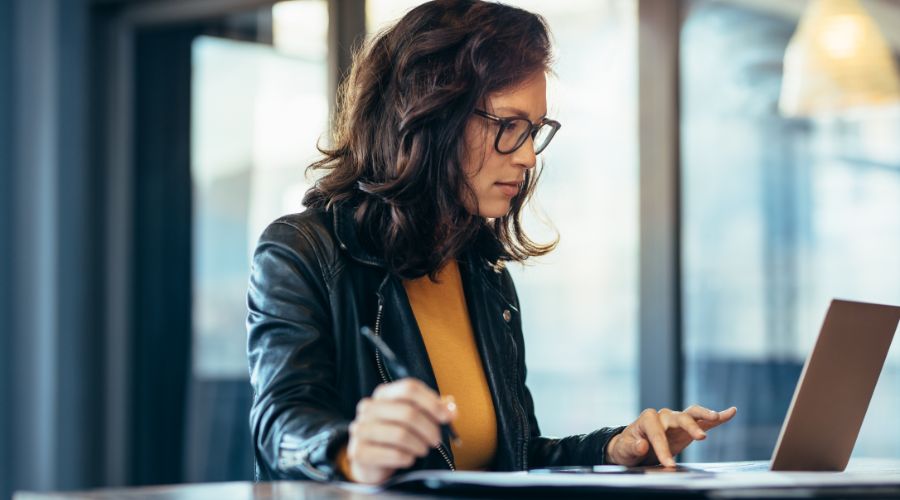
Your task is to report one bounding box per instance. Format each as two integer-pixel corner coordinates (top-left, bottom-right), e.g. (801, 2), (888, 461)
(770, 299), (900, 471)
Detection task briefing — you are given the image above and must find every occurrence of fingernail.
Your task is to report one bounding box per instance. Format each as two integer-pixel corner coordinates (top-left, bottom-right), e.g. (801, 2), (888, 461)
(442, 395), (457, 417)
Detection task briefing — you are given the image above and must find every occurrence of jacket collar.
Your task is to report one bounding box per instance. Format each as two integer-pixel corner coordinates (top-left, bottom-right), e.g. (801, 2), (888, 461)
(331, 201), (387, 268)
(330, 199), (505, 273)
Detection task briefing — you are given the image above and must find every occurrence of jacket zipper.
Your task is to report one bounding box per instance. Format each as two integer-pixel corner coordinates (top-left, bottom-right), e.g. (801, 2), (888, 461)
(280, 433), (331, 480)
(372, 289), (456, 472)
(373, 299), (390, 383)
(434, 440), (455, 471)
(507, 332), (529, 471)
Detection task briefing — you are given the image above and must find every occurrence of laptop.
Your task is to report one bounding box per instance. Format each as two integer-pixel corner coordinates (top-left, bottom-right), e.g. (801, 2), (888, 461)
(528, 299), (900, 475)
(687, 299), (900, 473)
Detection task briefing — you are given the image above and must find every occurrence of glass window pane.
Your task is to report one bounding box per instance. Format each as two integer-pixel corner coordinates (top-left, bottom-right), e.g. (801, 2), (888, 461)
(191, 0), (329, 379)
(681, 0), (900, 461)
(367, 0), (640, 435)
(506, 0), (639, 436)
(367, 0), (423, 32)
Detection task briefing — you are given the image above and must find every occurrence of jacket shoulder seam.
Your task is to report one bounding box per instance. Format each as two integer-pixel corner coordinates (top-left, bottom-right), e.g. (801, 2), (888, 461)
(268, 219), (344, 286)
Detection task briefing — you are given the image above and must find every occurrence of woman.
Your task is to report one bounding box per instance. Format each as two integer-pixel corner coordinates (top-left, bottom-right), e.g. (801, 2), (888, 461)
(247, 0), (735, 484)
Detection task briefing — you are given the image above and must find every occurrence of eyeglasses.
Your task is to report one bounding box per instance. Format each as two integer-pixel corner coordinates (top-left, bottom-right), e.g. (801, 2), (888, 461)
(473, 109), (561, 155)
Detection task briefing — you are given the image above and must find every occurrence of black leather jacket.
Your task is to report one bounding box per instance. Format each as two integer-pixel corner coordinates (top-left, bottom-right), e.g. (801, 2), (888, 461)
(246, 203), (625, 481)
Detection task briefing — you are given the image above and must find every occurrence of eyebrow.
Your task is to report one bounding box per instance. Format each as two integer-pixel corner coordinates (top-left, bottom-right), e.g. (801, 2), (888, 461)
(493, 106), (548, 121)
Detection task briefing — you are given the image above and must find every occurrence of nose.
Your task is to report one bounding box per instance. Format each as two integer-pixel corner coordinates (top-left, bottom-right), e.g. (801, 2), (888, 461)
(511, 134), (537, 170)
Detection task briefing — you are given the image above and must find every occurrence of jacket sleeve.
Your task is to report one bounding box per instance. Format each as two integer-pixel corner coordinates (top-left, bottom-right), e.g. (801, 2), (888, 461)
(498, 267), (626, 468)
(247, 220), (350, 481)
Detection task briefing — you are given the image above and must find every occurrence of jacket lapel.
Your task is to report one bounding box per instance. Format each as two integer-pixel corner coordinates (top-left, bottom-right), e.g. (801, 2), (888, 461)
(375, 274), (458, 467)
(458, 253), (524, 471)
(375, 275), (441, 392)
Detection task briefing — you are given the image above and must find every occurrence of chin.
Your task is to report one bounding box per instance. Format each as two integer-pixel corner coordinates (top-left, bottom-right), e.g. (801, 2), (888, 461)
(479, 202), (512, 218)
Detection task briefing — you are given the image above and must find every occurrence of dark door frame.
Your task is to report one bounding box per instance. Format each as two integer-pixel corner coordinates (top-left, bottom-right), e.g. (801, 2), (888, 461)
(637, 0), (684, 412)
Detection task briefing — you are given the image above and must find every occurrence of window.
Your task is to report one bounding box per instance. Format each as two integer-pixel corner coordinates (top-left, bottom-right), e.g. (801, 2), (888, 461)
(191, 0), (329, 379)
(681, 0), (900, 461)
(505, 0), (639, 436)
(187, 0), (331, 481)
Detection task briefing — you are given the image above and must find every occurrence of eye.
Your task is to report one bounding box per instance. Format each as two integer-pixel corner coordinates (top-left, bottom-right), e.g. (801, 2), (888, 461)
(502, 119), (529, 136)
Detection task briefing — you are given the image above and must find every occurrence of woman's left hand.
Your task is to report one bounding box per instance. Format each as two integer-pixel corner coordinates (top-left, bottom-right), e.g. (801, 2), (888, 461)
(605, 405), (737, 467)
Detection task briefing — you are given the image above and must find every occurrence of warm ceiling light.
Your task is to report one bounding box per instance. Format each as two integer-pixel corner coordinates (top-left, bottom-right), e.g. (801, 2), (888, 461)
(779, 0), (900, 117)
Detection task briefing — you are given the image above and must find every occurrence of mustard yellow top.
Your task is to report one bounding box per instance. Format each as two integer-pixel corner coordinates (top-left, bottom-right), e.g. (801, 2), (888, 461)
(337, 259), (498, 478)
(403, 259), (498, 471)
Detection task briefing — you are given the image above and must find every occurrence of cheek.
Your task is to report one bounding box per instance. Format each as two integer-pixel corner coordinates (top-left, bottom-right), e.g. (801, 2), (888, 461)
(471, 157), (502, 187)
(461, 163), (488, 214)
(462, 126), (487, 176)
(464, 155), (503, 203)
(460, 122), (510, 216)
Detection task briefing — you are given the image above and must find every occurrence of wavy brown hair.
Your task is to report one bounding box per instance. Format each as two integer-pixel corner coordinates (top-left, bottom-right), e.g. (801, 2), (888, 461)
(303, 0), (557, 279)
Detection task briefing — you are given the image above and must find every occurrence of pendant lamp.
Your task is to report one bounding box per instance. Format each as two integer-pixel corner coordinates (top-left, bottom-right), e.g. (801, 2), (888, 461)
(779, 0), (900, 117)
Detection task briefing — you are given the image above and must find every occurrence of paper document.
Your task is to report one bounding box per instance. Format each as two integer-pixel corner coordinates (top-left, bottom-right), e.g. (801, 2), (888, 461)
(338, 458), (900, 495)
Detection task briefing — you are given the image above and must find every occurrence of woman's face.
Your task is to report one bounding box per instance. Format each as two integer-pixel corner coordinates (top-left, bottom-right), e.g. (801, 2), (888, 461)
(462, 71), (547, 218)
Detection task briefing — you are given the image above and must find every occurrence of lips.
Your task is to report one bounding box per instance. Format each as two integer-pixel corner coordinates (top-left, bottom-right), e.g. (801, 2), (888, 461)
(494, 181), (522, 197)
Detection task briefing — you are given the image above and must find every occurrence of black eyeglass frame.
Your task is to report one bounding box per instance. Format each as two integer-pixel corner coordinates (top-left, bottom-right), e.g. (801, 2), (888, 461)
(473, 109), (561, 155)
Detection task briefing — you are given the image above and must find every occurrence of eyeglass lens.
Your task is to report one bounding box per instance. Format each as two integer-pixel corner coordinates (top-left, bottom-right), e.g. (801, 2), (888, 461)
(498, 119), (555, 154)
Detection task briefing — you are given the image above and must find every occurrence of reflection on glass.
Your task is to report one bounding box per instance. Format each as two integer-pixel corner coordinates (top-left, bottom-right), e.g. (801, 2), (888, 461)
(369, 0), (640, 436)
(681, 0), (900, 461)
(191, 0), (328, 378)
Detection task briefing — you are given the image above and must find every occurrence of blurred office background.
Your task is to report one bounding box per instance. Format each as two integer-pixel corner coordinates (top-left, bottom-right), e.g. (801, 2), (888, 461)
(1, 0), (899, 497)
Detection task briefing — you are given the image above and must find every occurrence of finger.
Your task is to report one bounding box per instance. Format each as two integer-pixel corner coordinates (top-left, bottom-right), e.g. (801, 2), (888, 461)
(638, 410), (676, 467)
(684, 404), (719, 421)
(673, 412), (707, 441)
(348, 463), (391, 486)
(698, 407), (738, 431)
(356, 399), (442, 447)
(345, 454), (393, 486)
(616, 433), (651, 465)
(351, 420), (431, 457)
(348, 438), (417, 470)
(630, 436), (650, 458)
(606, 431), (644, 466)
(372, 379), (451, 424)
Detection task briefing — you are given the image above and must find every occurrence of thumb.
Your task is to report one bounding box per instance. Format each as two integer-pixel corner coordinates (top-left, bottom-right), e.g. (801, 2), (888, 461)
(633, 438), (649, 456)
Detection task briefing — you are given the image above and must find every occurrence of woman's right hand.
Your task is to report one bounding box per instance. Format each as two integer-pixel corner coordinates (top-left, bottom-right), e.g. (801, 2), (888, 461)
(346, 378), (457, 484)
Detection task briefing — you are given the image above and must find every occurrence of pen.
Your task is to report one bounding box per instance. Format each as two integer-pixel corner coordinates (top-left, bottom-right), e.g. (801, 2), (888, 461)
(359, 326), (461, 446)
